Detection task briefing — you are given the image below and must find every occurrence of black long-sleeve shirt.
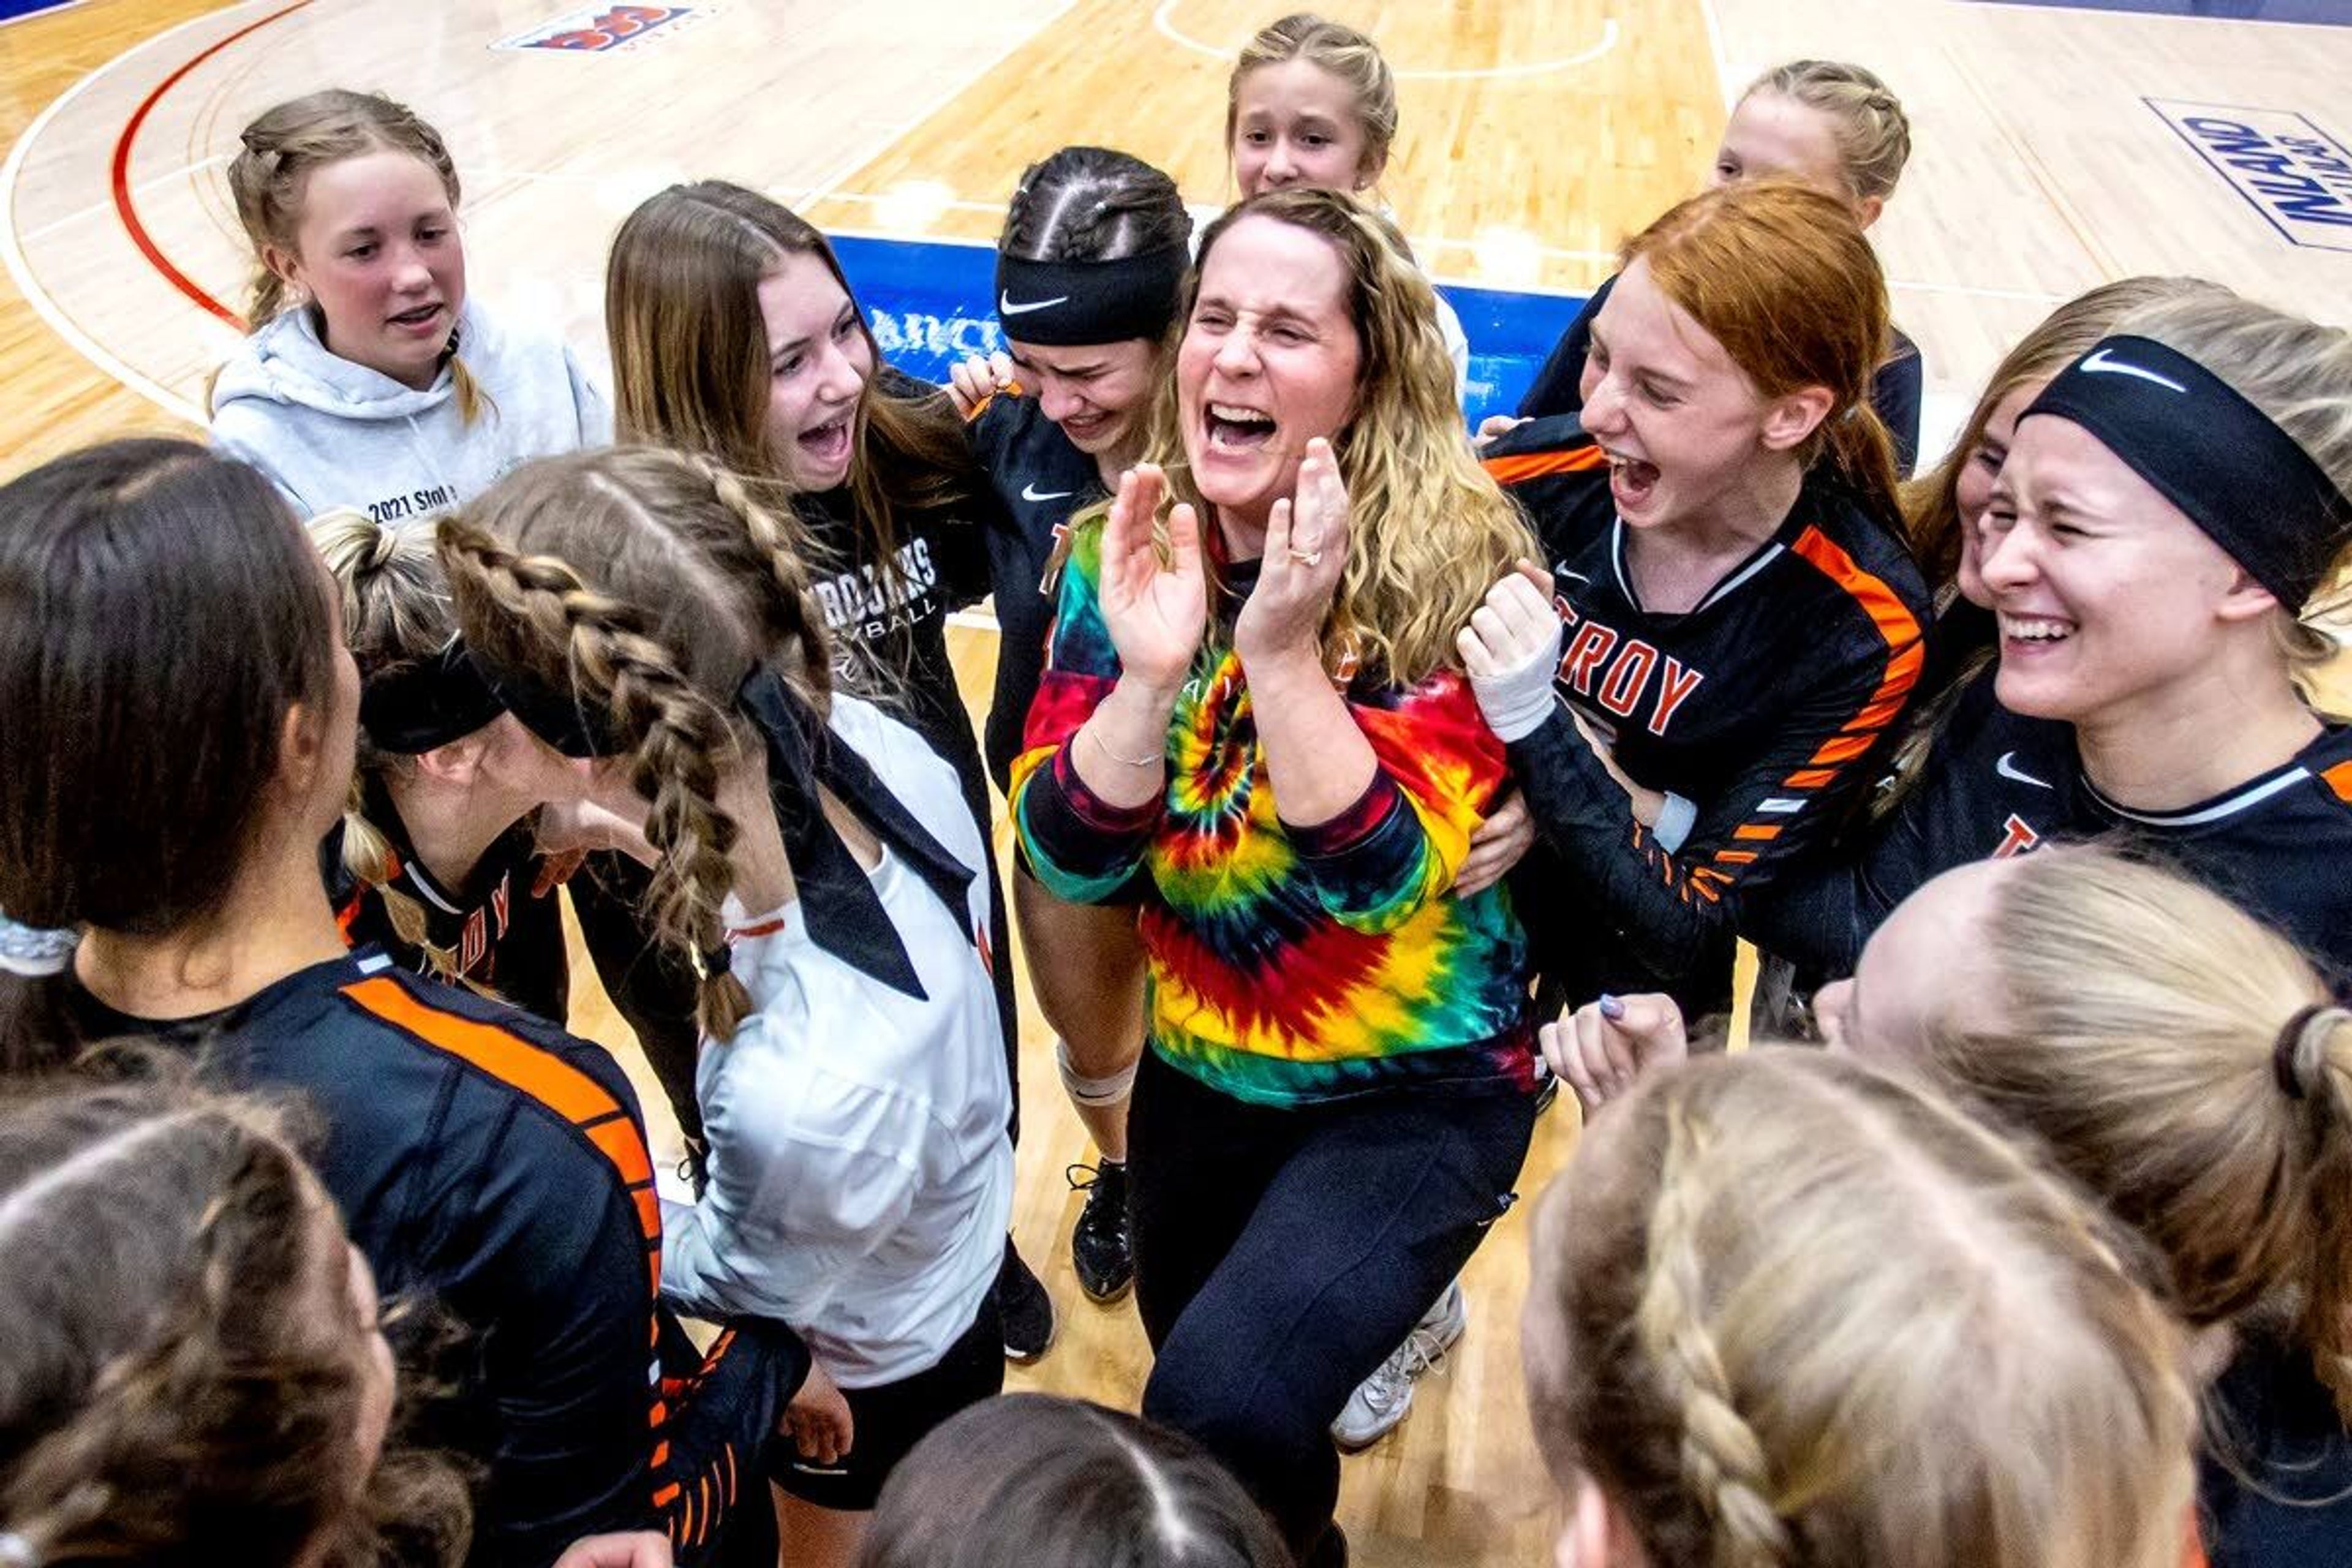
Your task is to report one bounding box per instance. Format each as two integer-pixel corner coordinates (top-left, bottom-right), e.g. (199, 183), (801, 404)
(0, 950), (804, 1567)
(963, 386), (1109, 793)
(1740, 671), (2352, 988)
(1484, 417), (1931, 1008)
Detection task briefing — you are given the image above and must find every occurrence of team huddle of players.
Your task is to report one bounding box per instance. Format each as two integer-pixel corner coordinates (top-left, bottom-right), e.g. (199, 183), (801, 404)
(1, 11), (2350, 1568)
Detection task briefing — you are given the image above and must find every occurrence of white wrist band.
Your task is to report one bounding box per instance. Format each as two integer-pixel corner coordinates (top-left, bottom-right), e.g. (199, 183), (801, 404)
(1652, 792), (1698, 854)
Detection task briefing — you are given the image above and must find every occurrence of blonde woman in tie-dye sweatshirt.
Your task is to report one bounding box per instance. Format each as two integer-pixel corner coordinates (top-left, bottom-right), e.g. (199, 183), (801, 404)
(1008, 188), (1537, 1567)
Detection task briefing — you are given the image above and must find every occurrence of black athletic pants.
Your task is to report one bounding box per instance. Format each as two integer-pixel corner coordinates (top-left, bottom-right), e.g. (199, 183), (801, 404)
(1128, 1049), (1536, 1559)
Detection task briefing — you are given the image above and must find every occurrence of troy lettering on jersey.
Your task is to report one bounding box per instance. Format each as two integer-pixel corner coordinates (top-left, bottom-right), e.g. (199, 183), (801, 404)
(1991, 813), (2043, 859)
(812, 538), (941, 633)
(457, 869), (516, 978)
(1551, 597), (1706, 738)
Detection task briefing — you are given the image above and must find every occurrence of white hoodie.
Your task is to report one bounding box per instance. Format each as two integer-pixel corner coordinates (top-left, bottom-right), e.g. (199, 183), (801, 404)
(209, 298), (611, 521)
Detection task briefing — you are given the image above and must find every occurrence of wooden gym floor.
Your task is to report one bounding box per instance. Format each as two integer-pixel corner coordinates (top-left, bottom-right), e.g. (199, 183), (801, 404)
(2, 2), (2346, 1561)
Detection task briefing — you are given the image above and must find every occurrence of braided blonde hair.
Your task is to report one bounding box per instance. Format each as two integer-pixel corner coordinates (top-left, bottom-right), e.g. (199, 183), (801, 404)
(308, 508), (462, 983)
(0, 1065), (469, 1567)
(436, 448), (832, 1041)
(223, 89), (488, 423)
(1526, 1050), (2196, 1568)
(1743, 61), (1912, 205)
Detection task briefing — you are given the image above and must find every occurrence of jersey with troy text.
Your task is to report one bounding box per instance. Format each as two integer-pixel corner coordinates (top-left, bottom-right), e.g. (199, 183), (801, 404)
(327, 782), (569, 1026)
(1484, 415), (1931, 1006)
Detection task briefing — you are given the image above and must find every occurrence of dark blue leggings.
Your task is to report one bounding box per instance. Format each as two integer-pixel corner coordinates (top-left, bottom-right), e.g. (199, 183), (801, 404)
(1128, 1049), (1536, 1559)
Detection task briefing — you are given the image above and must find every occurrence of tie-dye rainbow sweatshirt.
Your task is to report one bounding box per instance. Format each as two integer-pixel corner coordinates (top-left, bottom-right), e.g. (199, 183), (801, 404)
(1009, 524), (1534, 1107)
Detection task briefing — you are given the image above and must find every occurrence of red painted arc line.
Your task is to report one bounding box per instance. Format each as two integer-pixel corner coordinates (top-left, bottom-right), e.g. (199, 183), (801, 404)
(107, 0), (315, 329)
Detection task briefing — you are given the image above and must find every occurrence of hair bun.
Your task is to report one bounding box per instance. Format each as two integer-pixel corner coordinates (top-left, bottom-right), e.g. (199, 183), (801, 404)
(2275, 1003), (2345, 1100)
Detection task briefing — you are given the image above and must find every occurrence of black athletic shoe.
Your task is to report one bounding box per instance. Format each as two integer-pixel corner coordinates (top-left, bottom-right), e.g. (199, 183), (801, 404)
(1067, 1160), (1134, 1303)
(998, 1235), (1057, 1363)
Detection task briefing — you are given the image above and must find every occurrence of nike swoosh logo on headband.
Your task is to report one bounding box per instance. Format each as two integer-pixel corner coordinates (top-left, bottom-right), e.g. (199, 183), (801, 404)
(2079, 349), (2188, 394)
(1020, 483), (1074, 503)
(1000, 292), (1070, 316)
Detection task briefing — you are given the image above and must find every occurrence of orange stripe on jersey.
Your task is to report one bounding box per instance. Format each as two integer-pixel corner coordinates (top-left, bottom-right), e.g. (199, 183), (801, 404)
(1642, 526), (1920, 897)
(728, 916), (790, 941)
(1807, 733), (1878, 766)
(583, 1114), (655, 1187)
(2325, 760), (2352, 803)
(337, 974), (673, 1523)
(1792, 527), (1923, 657)
(1483, 442), (1608, 488)
(344, 976), (628, 1126)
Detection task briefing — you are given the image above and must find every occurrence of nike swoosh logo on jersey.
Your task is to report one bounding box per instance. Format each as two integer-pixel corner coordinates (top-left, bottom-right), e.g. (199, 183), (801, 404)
(1556, 568), (1593, 586)
(2079, 348), (2187, 394)
(1021, 482), (1074, 502)
(1995, 751), (2054, 790)
(999, 291), (1070, 316)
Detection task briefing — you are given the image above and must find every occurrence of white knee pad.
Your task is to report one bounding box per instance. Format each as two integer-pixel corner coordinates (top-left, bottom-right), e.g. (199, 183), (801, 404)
(1055, 1036), (1139, 1107)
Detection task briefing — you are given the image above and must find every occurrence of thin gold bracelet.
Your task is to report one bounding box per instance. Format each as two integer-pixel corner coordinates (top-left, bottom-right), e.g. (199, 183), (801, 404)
(1086, 727), (1164, 769)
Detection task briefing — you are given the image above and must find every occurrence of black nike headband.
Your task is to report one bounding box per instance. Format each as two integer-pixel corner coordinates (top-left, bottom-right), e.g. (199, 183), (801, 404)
(992, 245), (1187, 347)
(463, 643), (619, 760)
(358, 637), (506, 755)
(2022, 334), (2352, 606)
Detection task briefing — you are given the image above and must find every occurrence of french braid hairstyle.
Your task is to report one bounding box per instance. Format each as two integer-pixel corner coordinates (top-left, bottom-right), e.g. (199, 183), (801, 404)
(222, 89), (488, 423)
(0, 1064), (469, 1568)
(308, 508), (470, 981)
(998, 145), (1192, 267)
(1924, 845), (2352, 1425)
(1740, 61), (1911, 208)
(436, 447), (831, 1041)
(1525, 1049), (2197, 1568)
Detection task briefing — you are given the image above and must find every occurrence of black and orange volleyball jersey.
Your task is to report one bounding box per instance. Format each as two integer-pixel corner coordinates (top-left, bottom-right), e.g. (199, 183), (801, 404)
(326, 783), (570, 1027)
(1483, 415), (1932, 995)
(1747, 671), (2352, 986)
(0, 950), (804, 1567)
(966, 385), (1108, 793)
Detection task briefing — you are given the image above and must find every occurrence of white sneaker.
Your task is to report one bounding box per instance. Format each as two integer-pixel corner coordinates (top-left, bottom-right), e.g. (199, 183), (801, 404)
(1331, 1280), (1468, 1450)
